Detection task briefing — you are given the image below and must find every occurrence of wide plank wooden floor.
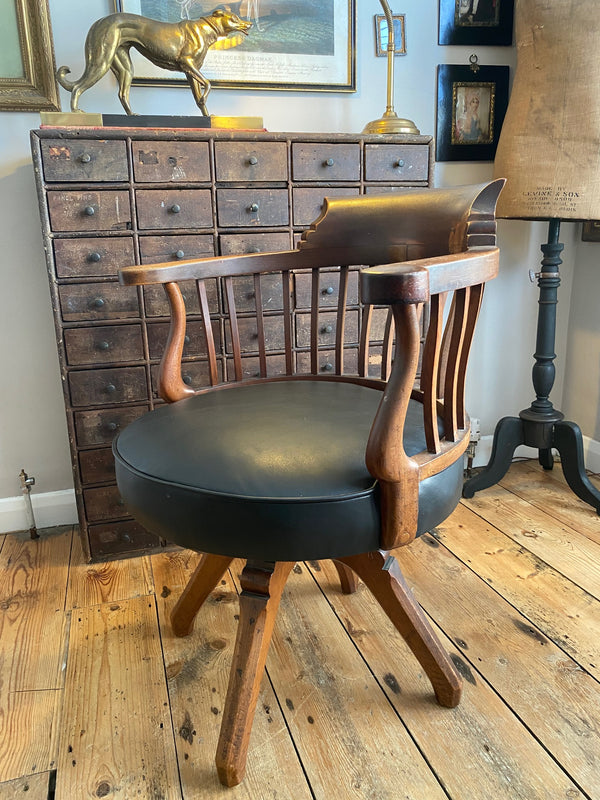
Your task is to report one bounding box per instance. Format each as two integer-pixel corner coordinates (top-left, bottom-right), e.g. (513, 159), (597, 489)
(1, 459), (599, 800)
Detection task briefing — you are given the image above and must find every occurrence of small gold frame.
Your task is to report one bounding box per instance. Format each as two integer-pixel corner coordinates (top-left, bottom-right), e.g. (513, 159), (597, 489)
(374, 14), (406, 57)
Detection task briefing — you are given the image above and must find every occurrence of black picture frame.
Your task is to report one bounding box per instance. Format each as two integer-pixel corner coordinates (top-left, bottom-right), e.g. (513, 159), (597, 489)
(435, 64), (509, 162)
(438, 0), (514, 46)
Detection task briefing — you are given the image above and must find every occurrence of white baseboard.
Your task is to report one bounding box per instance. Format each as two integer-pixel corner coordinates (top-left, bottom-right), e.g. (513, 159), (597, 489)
(472, 434), (600, 473)
(0, 489), (77, 534)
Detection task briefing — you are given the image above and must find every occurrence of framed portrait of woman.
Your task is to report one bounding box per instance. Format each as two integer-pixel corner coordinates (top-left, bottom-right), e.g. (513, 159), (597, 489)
(436, 64), (509, 161)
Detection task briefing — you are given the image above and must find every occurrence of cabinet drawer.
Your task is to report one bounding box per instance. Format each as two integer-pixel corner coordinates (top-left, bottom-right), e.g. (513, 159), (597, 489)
(150, 360), (220, 396)
(219, 232), (291, 255)
(226, 315), (286, 353)
(40, 139), (128, 182)
(294, 269), (359, 309)
(59, 283), (139, 322)
(227, 274), (285, 313)
(292, 187), (359, 226)
(133, 140), (210, 182)
(53, 237), (135, 278)
(292, 143), (360, 181)
(47, 190), (131, 232)
(84, 485), (128, 522)
(147, 319), (221, 359)
(69, 366), (147, 407)
(364, 144), (430, 182)
(64, 324), (144, 366)
(74, 405), (149, 447)
(217, 189), (289, 228)
(214, 142), (288, 181)
(136, 189), (212, 229)
(226, 354), (288, 380)
(139, 234), (215, 263)
(296, 348), (359, 375)
(143, 278), (219, 316)
(79, 447), (116, 484)
(295, 310), (359, 348)
(88, 520), (160, 559)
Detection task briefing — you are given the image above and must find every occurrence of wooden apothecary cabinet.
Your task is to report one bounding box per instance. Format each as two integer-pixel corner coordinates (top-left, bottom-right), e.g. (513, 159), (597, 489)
(30, 127), (433, 560)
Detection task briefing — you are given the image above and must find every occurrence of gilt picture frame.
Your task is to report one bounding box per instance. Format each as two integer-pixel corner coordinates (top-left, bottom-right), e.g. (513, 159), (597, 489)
(436, 64), (509, 162)
(0, 0), (59, 111)
(374, 14), (406, 57)
(114, 0), (356, 92)
(438, 0), (514, 46)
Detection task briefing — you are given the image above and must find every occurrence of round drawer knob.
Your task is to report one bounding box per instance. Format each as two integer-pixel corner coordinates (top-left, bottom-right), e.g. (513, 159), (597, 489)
(248, 203), (259, 213)
(248, 247), (260, 254)
(182, 374), (192, 385)
(120, 533), (132, 543)
(83, 205), (96, 216)
(248, 156), (258, 165)
(97, 340), (110, 351)
(322, 362), (334, 372)
(324, 157), (335, 167)
(324, 286), (334, 295)
(91, 297), (105, 309)
(395, 159), (405, 168)
(105, 383), (117, 394)
(79, 153), (92, 163)
(117, 498), (125, 507)
(322, 324), (333, 334)
(106, 421), (119, 432)
(88, 251), (102, 263)
(184, 335), (190, 345)
(175, 249), (185, 259)
(170, 204), (181, 214)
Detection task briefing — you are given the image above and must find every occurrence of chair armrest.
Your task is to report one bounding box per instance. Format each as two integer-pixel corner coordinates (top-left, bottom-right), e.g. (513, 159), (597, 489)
(361, 248), (499, 305)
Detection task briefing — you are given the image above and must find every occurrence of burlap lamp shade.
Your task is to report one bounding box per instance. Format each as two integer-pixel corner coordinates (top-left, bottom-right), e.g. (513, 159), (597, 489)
(493, 0), (600, 221)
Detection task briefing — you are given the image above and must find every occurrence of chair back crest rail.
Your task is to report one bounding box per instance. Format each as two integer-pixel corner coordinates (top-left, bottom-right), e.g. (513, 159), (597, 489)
(119, 180), (503, 548)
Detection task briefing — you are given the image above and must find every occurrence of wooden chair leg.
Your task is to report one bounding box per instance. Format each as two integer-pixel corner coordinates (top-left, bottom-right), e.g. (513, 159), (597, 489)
(171, 553), (234, 637)
(216, 560), (295, 787)
(332, 559), (360, 594)
(337, 550), (462, 708)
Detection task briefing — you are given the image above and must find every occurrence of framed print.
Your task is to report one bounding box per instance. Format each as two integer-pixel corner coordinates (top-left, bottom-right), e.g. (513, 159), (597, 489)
(0, 0), (59, 111)
(438, 0), (514, 46)
(436, 64), (509, 162)
(374, 14), (406, 57)
(114, 0), (356, 92)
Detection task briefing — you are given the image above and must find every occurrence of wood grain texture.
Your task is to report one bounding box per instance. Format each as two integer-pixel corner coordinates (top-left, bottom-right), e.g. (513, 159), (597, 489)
(435, 502), (600, 680)
(0, 690), (61, 784)
(66, 525), (154, 609)
(463, 479), (600, 600)
(56, 595), (180, 800)
(152, 550), (312, 799)
(396, 526), (600, 796)
(0, 527), (71, 692)
(257, 564), (450, 800)
(311, 558), (583, 800)
(0, 771), (53, 799)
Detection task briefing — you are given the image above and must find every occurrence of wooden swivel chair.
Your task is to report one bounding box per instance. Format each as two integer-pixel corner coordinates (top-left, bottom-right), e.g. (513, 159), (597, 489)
(113, 180), (503, 786)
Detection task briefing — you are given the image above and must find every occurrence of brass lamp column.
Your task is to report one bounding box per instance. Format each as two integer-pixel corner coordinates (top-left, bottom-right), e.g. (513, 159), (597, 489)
(363, 0), (419, 134)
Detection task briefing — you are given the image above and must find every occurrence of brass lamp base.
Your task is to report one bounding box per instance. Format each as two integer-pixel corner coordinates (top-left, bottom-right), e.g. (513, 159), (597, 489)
(362, 110), (420, 135)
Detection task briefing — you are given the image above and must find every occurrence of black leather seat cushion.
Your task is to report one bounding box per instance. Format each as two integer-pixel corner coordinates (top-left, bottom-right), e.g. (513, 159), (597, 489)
(113, 380), (463, 561)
